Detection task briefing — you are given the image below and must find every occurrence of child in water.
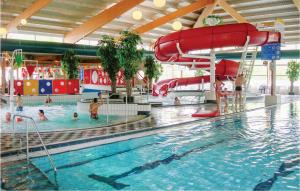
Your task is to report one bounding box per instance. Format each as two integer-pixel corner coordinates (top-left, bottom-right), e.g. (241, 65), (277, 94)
(72, 112), (79, 120)
(38, 110), (48, 121)
(16, 93), (23, 112)
(5, 112), (11, 123)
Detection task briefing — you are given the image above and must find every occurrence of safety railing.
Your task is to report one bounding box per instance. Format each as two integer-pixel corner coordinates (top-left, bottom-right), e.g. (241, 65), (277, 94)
(12, 114), (57, 174)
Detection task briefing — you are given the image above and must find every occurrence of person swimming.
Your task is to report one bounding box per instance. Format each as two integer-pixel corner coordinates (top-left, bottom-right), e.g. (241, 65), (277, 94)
(174, 97), (181, 106)
(16, 93), (23, 112)
(73, 112), (79, 120)
(38, 110), (48, 121)
(5, 112), (11, 123)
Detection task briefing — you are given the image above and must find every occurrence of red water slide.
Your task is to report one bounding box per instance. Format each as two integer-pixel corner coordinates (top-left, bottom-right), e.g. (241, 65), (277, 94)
(152, 23), (281, 96)
(154, 23), (280, 62)
(152, 59), (238, 96)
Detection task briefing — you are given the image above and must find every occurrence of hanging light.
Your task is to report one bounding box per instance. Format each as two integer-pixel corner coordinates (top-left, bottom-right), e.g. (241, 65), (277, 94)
(132, 9), (143, 20)
(0, 27), (7, 36)
(172, 21), (182, 31)
(153, 0), (166, 8)
(20, 19), (27, 25)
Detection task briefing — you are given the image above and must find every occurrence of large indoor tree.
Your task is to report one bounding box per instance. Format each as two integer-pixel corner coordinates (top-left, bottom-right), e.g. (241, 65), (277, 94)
(286, 60), (300, 95)
(97, 35), (121, 93)
(62, 49), (79, 79)
(116, 30), (143, 97)
(144, 55), (163, 90)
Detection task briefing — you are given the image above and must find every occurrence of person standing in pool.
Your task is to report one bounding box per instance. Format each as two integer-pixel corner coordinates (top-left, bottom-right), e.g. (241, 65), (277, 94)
(214, 77), (224, 112)
(235, 73), (246, 110)
(16, 93), (23, 112)
(45, 94), (52, 105)
(89, 98), (102, 119)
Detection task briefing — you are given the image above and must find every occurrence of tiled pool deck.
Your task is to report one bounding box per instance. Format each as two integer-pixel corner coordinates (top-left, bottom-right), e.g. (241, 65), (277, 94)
(1, 95), (300, 155)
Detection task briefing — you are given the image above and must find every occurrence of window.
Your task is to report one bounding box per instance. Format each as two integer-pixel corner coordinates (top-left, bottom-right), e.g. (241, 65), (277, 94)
(7, 33), (35, 40)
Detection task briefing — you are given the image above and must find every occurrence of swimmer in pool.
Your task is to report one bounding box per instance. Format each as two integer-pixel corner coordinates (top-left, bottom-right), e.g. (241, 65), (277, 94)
(72, 112), (79, 120)
(5, 112), (11, 123)
(38, 110), (48, 121)
(45, 95), (52, 106)
(89, 98), (101, 119)
(16, 93), (23, 112)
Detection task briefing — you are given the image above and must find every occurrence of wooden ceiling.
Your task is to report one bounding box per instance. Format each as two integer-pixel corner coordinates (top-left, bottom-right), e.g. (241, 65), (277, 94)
(1, 0), (299, 46)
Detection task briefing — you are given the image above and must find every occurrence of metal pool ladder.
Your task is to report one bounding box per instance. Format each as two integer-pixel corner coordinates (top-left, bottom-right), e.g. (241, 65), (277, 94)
(12, 114), (57, 174)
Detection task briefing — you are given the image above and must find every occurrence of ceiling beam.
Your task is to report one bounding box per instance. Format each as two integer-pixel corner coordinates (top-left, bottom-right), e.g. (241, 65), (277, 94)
(292, 0), (300, 11)
(218, 0), (248, 23)
(6, 0), (52, 33)
(193, 0), (218, 28)
(64, 0), (144, 44)
(134, 0), (214, 34)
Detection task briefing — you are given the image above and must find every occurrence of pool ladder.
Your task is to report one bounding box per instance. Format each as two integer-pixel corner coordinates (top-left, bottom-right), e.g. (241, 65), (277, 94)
(12, 114), (57, 184)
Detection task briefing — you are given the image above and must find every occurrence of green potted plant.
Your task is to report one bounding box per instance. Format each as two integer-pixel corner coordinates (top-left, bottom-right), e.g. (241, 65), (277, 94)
(62, 49), (79, 79)
(286, 60), (300, 95)
(116, 30), (143, 102)
(144, 55), (163, 90)
(97, 35), (121, 94)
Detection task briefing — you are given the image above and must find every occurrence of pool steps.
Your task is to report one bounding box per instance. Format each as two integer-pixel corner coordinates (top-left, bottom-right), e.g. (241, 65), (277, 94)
(1, 160), (56, 190)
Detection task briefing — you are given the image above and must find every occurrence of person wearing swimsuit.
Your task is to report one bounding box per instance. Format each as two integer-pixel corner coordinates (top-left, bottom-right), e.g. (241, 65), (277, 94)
(214, 77), (225, 113)
(235, 74), (245, 110)
(89, 98), (101, 119)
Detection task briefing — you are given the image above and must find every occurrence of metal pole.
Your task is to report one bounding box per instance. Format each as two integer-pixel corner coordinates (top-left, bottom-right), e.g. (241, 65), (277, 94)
(210, 49), (215, 92)
(9, 56), (14, 113)
(271, 60), (276, 96)
(26, 119), (29, 166)
(147, 81), (149, 103)
(106, 91), (109, 125)
(12, 115), (16, 149)
(125, 92), (128, 124)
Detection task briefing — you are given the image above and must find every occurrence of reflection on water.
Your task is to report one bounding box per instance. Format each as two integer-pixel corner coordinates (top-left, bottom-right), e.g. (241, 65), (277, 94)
(31, 102), (300, 190)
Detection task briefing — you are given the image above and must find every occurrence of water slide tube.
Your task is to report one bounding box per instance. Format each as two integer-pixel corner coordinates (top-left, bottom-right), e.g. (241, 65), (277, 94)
(152, 59), (239, 96)
(152, 23), (281, 96)
(154, 23), (280, 62)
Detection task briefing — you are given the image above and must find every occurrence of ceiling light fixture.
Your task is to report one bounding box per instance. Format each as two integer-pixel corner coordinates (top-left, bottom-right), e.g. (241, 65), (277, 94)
(153, 0), (166, 8)
(20, 19), (27, 25)
(172, 21), (182, 31)
(132, 9), (143, 20)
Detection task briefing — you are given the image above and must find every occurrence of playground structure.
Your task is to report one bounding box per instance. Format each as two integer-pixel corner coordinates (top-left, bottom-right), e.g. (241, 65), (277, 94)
(152, 23), (281, 116)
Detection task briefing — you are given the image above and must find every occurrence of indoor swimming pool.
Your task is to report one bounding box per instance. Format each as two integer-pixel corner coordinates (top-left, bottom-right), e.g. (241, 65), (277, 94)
(1, 104), (130, 133)
(31, 102), (300, 190)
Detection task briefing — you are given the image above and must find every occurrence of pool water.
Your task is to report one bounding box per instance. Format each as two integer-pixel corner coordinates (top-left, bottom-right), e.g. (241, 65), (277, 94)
(1, 104), (128, 133)
(32, 102), (300, 190)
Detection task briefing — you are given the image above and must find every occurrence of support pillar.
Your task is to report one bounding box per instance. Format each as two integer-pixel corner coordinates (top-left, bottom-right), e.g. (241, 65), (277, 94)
(205, 49), (216, 103)
(0, 58), (6, 94)
(9, 61), (14, 112)
(265, 60), (280, 106)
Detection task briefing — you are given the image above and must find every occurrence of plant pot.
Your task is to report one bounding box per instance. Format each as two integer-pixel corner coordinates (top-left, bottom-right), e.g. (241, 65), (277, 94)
(123, 96), (134, 103)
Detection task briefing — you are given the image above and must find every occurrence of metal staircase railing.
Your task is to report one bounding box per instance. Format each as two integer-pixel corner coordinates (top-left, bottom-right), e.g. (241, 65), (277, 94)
(234, 36), (258, 108)
(12, 114), (57, 175)
(243, 46), (258, 90)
